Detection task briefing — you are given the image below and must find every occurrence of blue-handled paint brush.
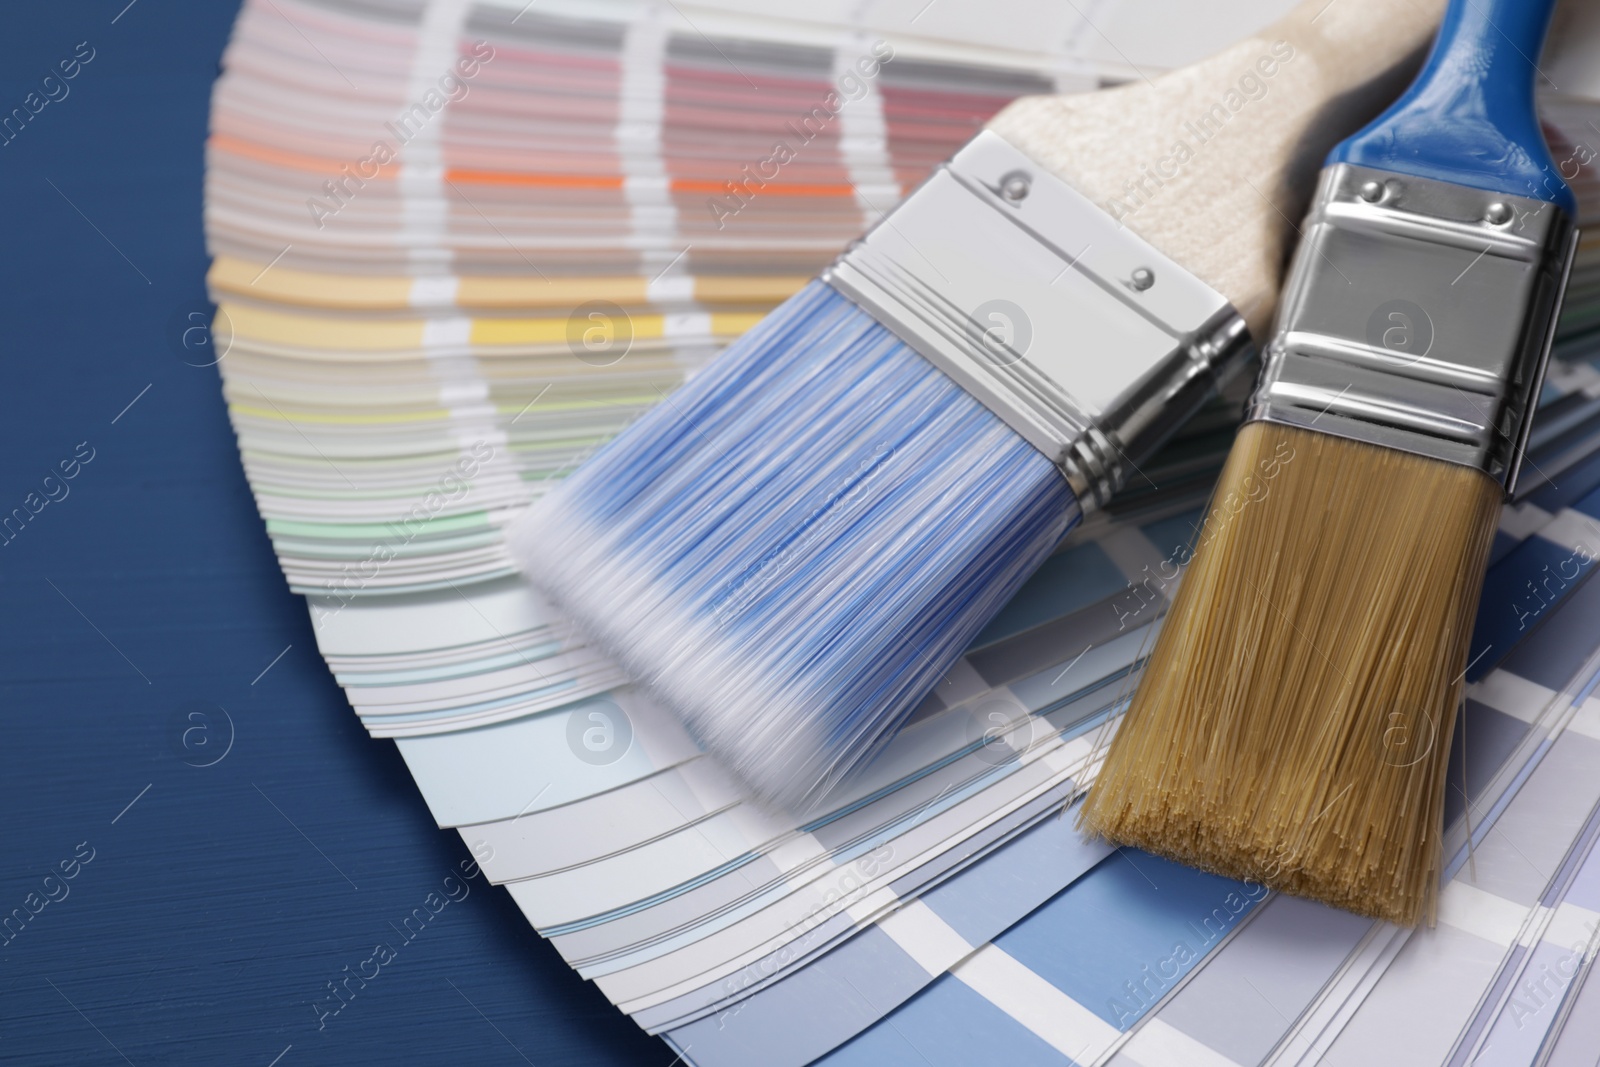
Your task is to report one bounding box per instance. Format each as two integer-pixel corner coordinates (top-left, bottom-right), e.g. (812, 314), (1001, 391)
(509, 0), (1445, 809)
(1082, 0), (1578, 926)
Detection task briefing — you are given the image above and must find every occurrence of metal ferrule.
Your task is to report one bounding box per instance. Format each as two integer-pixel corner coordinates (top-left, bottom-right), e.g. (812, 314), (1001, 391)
(820, 130), (1253, 512)
(1249, 163), (1578, 491)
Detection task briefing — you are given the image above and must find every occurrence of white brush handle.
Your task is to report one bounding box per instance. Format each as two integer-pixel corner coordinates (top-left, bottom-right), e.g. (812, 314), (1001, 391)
(988, 0), (1446, 339)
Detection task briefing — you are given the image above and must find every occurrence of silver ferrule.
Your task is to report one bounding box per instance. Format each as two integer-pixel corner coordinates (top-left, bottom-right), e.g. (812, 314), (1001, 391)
(820, 130), (1253, 512)
(1249, 163), (1578, 491)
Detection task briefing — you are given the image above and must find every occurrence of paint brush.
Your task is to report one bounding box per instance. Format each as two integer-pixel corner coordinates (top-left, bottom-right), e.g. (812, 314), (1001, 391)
(509, 0), (1445, 808)
(1082, 0), (1577, 926)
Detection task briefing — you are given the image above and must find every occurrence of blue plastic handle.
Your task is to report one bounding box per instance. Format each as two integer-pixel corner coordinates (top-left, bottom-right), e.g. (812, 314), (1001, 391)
(1329, 0), (1574, 216)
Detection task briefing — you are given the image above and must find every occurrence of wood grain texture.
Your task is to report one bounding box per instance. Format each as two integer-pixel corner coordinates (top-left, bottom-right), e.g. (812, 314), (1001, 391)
(989, 0), (1446, 338)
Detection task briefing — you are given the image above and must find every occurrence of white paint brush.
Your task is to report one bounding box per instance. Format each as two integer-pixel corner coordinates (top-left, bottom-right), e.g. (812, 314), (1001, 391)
(510, 0), (1445, 808)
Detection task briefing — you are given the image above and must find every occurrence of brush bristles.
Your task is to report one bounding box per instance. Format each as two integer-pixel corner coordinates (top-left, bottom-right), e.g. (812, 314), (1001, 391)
(1081, 422), (1501, 926)
(511, 281), (1079, 809)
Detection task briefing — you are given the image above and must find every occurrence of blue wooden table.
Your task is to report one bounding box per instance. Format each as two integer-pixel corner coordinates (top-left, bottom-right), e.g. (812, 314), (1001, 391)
(0, 3), (665, 1063)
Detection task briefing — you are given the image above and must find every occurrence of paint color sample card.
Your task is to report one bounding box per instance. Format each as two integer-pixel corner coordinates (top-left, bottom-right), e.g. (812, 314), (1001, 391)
(203, 0), (1600, 1063)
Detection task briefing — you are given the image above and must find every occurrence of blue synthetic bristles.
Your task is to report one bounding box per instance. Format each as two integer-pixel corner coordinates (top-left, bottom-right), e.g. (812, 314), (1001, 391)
(511, 281), (1079, 807)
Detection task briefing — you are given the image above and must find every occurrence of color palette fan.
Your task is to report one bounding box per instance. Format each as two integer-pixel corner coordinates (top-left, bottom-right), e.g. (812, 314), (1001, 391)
(203, 0), (1600, 1062)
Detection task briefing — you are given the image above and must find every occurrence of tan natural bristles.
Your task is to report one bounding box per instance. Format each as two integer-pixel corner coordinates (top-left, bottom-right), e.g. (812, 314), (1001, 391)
(1080, 422), (1502, 927)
